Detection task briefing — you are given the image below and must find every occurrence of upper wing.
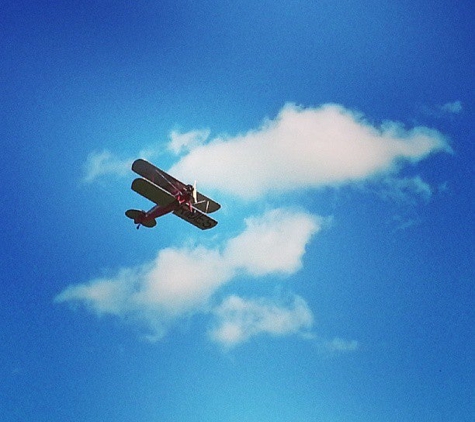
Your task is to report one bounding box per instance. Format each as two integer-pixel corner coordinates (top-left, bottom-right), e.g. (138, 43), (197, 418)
(132, 158), (221, 214)
(131, 177), (176, 206)
(173, 205), (218, 230)
(132, 158), (185, 195)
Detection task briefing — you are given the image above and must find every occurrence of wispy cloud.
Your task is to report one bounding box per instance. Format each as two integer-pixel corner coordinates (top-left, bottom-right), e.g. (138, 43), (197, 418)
(420, 100), (463, 118)
(311, 335), (361, 357)
(81, 128), (209, 184)
(55, 208), (322, 344)
(392, 215), (421, 232)
(168, 128), (210, 154)
(169, 103), (451, 199)
(208, 294), (314, 349)
(82, 150), (133, 183)
(82, 147), (158, 183)
(323, 337), (359, 353)
(375, 176), (433, 204)
(439, 101), (463, 114)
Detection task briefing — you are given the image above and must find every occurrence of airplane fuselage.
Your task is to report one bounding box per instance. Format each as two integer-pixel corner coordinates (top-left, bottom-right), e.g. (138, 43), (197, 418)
(137, 187), (194, 226)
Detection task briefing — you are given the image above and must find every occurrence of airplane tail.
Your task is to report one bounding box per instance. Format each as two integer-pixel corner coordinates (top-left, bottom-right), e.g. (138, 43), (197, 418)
(125, 209), (156, 228)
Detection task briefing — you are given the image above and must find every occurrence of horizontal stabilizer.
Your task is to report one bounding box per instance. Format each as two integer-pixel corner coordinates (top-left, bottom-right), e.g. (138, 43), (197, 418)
(125, 209), (156, 228)
(141, 219), (157, 228)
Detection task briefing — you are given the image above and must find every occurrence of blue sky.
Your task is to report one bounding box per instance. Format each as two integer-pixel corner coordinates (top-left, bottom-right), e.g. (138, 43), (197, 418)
(1, 1), (473, 421)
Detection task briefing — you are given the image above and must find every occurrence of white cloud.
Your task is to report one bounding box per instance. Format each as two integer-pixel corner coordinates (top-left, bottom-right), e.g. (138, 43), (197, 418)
(54, 269), (137, 316)
(83, 104), (450, 203)
(55, 246), (231, 340)
(132, 246), (232, 317)
(82, 150), (134, 183)
(208, 295), (314, 349)
(74, 103), (452, 348)
(81, 129), (209, 183)
(168, 104), (451, 200)
(82, 146), (160, 183)
(168, 129), (210, 154)
(55, 208), (321, 343)
(224, 209), (323, 276)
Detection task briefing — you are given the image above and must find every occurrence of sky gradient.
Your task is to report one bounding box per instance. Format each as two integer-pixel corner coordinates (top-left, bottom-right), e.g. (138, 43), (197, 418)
(1, 1), (473, 421)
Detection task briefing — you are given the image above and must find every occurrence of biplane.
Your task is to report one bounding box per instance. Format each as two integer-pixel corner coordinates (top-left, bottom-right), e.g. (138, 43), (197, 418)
(125, 159), (220, 230)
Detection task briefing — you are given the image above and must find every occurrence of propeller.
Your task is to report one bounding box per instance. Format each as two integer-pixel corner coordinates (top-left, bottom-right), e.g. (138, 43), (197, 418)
(193, 180), (198, 203)
(153, 170), (207, 212)
(190, 180), (210, 213)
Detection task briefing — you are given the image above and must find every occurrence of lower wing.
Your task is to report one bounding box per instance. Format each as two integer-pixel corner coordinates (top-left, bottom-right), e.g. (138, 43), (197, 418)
(173, 205), (218, 230)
